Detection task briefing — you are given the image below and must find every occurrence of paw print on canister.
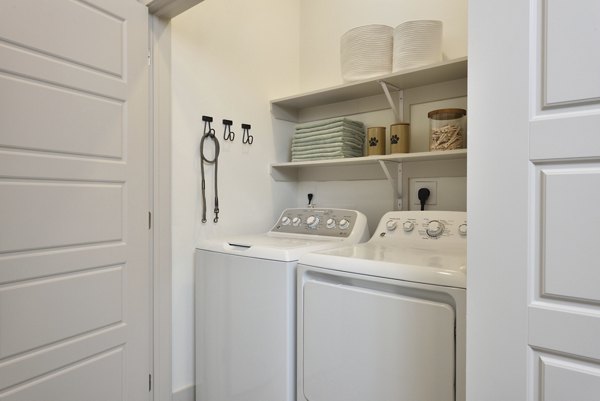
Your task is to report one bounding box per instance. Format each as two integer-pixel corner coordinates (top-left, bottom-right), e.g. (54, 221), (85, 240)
(390, 134), (400, 144)
(369, 137), (379, 147)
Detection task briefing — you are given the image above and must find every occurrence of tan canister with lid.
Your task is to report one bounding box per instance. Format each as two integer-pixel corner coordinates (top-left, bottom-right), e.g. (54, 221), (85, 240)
(367, 127), (386, 155)
(390, 123), (410, 153)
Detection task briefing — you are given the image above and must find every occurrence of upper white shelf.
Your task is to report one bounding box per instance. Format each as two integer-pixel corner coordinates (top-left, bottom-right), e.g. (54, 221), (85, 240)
(271, 57), (467, 121)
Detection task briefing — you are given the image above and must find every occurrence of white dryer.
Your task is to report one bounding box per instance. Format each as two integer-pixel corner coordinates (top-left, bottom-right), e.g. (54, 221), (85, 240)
(297, 211), (467, 401)
(195, 208), (369, 401)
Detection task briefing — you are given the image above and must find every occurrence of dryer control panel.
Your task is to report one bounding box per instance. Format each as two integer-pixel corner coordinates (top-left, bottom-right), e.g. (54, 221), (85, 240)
(271, 208), (363, 238)
(375, 211), (467, 243)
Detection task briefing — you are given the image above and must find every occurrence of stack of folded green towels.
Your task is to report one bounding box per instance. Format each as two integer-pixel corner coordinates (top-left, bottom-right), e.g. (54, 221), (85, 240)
(291, 117), (365, 161)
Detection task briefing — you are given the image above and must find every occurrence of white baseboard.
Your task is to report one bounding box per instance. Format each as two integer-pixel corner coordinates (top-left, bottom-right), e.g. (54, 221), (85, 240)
(172, 384), (195, 401)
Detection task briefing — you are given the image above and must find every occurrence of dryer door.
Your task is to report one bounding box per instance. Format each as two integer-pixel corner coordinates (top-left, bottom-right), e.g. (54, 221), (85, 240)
(302, 279), (455, 401)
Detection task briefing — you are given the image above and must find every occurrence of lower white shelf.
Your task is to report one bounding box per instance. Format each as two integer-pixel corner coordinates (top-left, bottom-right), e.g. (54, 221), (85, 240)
(271, 149), (467, 182)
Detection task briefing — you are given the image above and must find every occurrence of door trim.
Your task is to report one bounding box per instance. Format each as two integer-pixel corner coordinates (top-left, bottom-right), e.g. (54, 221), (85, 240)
(149, 13), (172, 401)
(146, 1), (204, 399)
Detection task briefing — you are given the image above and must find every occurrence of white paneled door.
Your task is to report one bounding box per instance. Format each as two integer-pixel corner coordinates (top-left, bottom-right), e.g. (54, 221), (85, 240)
(0, 1), (150, 400)
(469, 0), (600, 400)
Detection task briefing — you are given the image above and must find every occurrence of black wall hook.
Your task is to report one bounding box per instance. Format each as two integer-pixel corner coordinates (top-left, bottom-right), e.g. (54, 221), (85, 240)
(222, 119), (235, 141)
(241, 123), (253, 145)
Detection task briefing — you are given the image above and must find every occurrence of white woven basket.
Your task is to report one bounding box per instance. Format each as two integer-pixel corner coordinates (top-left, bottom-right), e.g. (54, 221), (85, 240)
(340, 24), (393, 82)
(393, 20), (442, 72)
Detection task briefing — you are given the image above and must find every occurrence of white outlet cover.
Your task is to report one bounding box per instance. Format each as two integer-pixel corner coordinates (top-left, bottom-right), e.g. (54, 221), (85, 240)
(411, 179), (438, 206)
(408, 177), (467, 211)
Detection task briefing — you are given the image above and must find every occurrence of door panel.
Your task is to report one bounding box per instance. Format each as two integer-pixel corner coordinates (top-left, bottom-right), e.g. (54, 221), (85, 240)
(0, 266), (123, 358)
(544, 0), (600, 105)
(529, 306), (600, 361)
(468, 0), (600, 399)
(0, 349), (123, 401)
(0, 0), (124, 76)
(0, 74), (124, 158)
(0, 182), (123, 252)
(530, 114), (600, 161)
(533, 352), (600, 401)
(0, 1), (149, 400)
(0, 325), (126, 391)
(529, 0), (600, 398)
(538, 165), (600, 303)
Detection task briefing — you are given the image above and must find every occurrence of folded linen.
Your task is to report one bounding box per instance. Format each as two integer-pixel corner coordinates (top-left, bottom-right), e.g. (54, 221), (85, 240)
(292, 151), (361, 161)
(296, 123), (365, 136)
(293, 127), (365, 140)
(290, 117), (366, 162)
(295, 117), (364, 131)
(292, 142), (363, 153)
(293, 130), (363, 142)
(292, 145), (363, 154)
(292, 134), (364, 148)
(292, 146), (363, 156)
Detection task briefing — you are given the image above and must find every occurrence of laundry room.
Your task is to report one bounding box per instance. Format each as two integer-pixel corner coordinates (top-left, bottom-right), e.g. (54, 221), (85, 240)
(170, 0), (467, 398)
(1, 0), (598, 400)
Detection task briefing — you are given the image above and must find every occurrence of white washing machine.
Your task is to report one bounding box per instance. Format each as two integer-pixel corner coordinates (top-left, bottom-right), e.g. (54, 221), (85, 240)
(296, 211), (467, 401)
(195, 208), (369, 401)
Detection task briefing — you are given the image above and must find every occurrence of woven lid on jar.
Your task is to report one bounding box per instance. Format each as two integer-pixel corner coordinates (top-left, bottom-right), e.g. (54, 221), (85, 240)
(428, 108), (467, 120)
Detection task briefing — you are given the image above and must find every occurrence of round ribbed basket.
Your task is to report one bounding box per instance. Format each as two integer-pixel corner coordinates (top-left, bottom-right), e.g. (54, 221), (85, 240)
(340, 25), (393, 82)
(393, 20), (442, 72)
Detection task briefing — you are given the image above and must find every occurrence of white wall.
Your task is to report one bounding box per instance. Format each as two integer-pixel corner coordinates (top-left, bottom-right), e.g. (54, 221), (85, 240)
(299, 0), (468, 91)
(171, 0), (468, 393)
(296, 0), (468, 229)
(171, 0), (299, 392)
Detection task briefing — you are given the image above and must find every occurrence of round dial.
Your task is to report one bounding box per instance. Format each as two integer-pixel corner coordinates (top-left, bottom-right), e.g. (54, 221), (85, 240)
(402, 220), (415, 232)
(426, 220), (445, 238)
(326, 218), (336, 229)
(281, 216), (291, 225)
(292, 217), (301, 226)
(458, 223), (467, 236)
(338, 219), (350, 230)
(306, 215), (320, 228)
(386, 220), (397, 231)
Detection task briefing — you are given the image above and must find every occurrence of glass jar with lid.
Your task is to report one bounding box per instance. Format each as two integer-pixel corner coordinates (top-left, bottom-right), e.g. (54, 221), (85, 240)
(428, 108), (466, 151)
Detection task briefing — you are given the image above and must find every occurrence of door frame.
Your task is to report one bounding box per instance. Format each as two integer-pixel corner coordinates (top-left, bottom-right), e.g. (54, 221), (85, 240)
(146, 1), (204, 400)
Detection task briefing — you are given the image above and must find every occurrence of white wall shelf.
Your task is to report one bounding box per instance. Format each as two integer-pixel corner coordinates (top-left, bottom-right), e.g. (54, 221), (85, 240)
(271, 57), (467, 122)
(269, 58), (468, 211)
(271, 149), (467, 182)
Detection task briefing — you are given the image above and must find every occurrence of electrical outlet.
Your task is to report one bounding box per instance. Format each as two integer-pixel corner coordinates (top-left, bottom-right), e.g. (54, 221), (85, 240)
(409, 179), (438, 209)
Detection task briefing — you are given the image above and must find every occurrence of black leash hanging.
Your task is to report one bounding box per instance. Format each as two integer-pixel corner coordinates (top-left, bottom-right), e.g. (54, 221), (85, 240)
(200, 116), (220, 223)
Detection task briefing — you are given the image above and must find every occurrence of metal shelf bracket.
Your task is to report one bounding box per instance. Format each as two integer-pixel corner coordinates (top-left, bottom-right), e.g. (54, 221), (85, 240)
(378, 80), (404, 122)
(378, 160), (403, 210)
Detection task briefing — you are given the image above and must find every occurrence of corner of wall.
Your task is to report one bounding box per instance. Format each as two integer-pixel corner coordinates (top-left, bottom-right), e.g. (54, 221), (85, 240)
(173, 385), (195, 401)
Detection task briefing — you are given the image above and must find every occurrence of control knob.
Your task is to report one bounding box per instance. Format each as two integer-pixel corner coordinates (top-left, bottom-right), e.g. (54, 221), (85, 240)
(458, 223), (468, 236)
(402, 221), (415, 232)
(306, 215), (320, 229)
(386, 220), (397, 231)
(292, 217), (301, 226)
(281, 216), (291, 225)
(326, 218), (336, 229)
(426, 220), (445, 238)
(339, 219), (350, 230)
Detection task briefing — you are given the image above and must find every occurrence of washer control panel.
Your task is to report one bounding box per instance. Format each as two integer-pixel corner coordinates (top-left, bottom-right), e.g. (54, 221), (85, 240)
(272, 208), (359, 237)
(376, 211), (467, 242)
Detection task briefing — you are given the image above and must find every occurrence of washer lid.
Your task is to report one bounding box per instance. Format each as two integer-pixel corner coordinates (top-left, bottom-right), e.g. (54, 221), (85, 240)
(299, 243), (466, 288)
(196, 232), (348, 262)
